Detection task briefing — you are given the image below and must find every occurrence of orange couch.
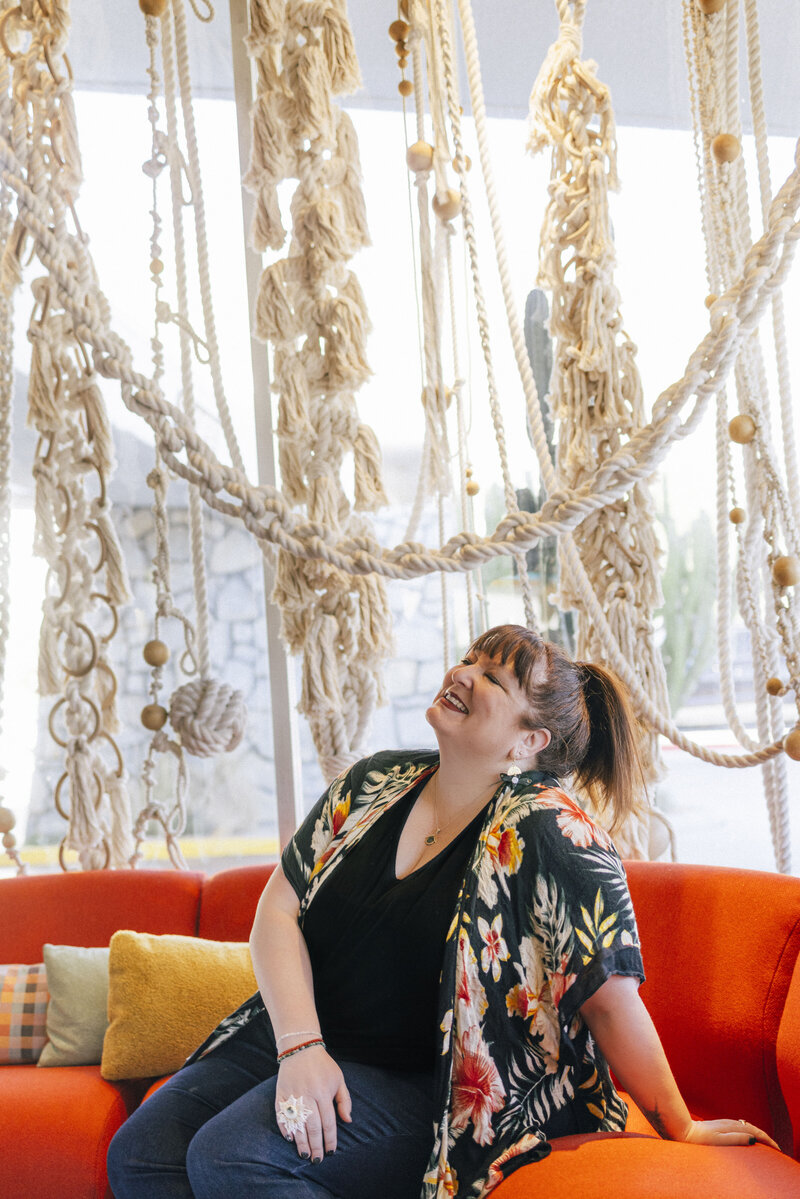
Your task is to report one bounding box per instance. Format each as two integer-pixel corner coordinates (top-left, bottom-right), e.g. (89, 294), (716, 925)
(2, 860), (799, 1199)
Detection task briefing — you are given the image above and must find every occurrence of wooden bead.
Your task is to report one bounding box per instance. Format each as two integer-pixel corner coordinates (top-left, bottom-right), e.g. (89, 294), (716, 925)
(389, 19), (410, 41)
(150, 258), (164, 275)
(766, 677), (785, 697)
(0, 805), (15, 834)
(466, 480), (480, 496)
(397, 55), (408, 68)
(141, 703), (168, 731)
(728, 414), (756, 444)
(704, 293), (718, 309)
(712, 133), (741, 164)
(772, 555), (800, 588)
(729, 507), (746, 525)
(453, 155), (472, 172)
(432, 189), (462, 221)
(697, 0), (725, 12)
(143, 639), (170, 667)
(784, 729), (800, 761)
(139, 0), (169, 15)
(394, 41), (407, 57)
(406, 140), (434, 171)
(2, 832), (16, 849)
(397, 79), (414, 98)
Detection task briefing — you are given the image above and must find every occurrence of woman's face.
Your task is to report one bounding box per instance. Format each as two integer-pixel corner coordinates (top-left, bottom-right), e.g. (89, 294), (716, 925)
(426, 649), (537, 766)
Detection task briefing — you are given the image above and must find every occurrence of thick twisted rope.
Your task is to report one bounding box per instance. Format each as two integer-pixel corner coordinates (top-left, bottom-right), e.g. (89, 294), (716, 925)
(2, 0), (800, 783)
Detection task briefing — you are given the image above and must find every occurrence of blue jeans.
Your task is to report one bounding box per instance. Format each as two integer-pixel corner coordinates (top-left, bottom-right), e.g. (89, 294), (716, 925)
(107, 1018), (436, 1199)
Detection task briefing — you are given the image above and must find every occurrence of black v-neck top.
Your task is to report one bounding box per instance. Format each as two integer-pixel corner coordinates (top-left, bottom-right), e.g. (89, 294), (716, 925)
(300, 778), (488, 1071)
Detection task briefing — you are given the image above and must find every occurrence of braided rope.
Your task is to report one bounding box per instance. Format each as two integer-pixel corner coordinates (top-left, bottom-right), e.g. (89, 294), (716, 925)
(1, 0), (799, 794)
(429, 0), (536, 628)
(682, 0), (797, 869)
(526, 0), (669, 853)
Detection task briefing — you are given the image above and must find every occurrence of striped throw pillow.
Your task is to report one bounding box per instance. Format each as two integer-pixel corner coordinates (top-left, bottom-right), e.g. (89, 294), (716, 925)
(0, 963), (49, 1063)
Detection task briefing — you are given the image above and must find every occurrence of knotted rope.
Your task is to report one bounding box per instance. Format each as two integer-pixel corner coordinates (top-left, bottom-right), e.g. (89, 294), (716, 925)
(526, 0), (669, 855)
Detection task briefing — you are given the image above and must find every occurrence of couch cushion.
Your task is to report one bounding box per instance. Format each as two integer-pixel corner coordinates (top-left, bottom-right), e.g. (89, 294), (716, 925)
(197, 862), (276, 940)
(777, 948), (800, 1159)
(491, 1133), (800, 1198)
(0, 1064), (148, 1199)
(38, 944), (110, 1067)
(102, 931), (257, 1079)
(0, 962), (48, 1062)
(0, 870), (204, 962)
(625, 861), (800, 1150)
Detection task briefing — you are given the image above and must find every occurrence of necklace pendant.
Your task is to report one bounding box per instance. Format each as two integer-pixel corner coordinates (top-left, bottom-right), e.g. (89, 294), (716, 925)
(425, 833), (438, 846)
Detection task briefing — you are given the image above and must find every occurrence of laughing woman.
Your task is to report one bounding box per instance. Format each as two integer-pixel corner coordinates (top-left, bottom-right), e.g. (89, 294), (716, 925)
(108, 624), (778, 1198)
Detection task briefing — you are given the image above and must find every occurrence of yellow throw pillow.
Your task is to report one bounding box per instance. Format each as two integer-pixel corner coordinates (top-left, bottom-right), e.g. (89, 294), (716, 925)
(101, 931), (257, 1081)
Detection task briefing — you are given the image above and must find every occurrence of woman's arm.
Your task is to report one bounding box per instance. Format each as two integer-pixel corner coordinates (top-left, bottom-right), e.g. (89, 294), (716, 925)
(579, 975), (780, 1150)
(250, 865), (352, 1160)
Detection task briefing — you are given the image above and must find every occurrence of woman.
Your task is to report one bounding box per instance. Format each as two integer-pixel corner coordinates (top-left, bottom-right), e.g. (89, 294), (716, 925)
(108, 624), (779, 1199)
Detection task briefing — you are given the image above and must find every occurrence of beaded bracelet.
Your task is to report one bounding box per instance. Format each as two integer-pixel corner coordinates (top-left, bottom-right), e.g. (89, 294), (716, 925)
(277, 1037), (326, 1063)
(276, 1030), (321, 1045)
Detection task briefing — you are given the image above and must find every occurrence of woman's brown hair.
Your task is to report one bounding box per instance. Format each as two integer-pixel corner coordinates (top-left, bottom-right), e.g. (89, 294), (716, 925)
(468, 624), (645, 831)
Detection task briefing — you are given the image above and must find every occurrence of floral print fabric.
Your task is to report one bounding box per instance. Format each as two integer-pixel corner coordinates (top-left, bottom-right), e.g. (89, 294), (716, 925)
(191, 749), (645, 1198)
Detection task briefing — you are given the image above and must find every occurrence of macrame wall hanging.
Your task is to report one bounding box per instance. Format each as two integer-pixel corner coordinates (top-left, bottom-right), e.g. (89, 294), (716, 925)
(0, 0), (799, 872)
(244, 0), (392, 782)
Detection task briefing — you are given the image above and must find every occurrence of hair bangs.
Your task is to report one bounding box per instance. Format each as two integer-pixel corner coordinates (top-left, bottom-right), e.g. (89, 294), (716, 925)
(468, 624), (545, 695)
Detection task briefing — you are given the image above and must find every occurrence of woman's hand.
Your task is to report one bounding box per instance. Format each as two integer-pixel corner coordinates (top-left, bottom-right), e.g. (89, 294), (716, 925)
(682, 1118), (781, 1151)
(276, 1045), (352, 1161)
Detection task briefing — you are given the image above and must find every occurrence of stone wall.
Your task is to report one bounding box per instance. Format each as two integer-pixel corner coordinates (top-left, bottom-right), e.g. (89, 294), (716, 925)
(24, 502), (450, 848)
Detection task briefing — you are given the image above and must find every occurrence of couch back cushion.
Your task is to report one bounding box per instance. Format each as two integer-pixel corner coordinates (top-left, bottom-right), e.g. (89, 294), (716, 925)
(777, 948), (800, 1158)
(0, 870), (204, 962)
(198, 863), (276, 941)
(625, 861), (800, 1151)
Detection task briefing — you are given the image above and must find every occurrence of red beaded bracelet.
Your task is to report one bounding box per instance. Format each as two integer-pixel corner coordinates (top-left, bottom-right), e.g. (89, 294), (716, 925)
(276, 1037), (326, 1063)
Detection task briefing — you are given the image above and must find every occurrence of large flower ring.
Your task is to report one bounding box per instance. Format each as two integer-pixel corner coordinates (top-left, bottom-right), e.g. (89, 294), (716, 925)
(276, 1094), (313, 1136)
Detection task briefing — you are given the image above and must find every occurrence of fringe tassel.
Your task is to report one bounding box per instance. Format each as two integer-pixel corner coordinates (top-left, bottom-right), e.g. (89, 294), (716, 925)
(246, 0), (287, 53)
(38, 603), (62, 694)
(94, 510), (132, 605)
(276, 353), (315, 439)
(278, 440), (308, 505)
(0, 220), (24, 297)
(353, 423), (387, 510)
(293, 194), (353, 270)
(321, 7), (362, 95)
(247, 92), (294, 187)
(65, 738), (105, 853)
(79, 382), (115, 474)
(105, 770), (134, 868)
(27, 337), (62, 431)
(254, 260), (298, 342)
(250, 183), (286, 254)
(292, 42), (335, 140)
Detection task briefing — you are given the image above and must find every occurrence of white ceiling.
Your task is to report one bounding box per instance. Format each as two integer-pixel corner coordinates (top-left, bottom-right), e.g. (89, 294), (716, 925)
(69, 1), (800, 135)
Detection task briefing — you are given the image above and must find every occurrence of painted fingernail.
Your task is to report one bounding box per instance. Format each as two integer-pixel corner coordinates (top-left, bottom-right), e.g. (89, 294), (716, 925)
(326, 1149), (336, 1156)
(299, 1152), (310, 1159)
(312, 1156), (322, 1164)
(749, 1136), (756, 1145)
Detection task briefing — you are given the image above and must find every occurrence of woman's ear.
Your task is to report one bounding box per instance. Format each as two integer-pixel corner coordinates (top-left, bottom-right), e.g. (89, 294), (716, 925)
(516, 726), (551, 761)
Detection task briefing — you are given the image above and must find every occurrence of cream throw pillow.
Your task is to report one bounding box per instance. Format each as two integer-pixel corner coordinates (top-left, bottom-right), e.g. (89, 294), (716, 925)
(38, 944), (110, 1067)
(101, 931), (257, 1081)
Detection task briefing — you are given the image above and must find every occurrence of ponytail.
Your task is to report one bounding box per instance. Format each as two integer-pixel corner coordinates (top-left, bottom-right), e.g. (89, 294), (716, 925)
(466, 624), (646, 832)
(572, 662), (645, 831)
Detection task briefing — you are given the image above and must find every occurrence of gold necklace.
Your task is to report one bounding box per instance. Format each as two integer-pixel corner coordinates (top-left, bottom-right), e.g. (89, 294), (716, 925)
(425, 772), (492, 846)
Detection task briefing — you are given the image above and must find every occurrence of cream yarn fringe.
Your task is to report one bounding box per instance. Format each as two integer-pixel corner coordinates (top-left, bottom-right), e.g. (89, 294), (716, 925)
(528, 5), (670, 856)
(246, 0), (391, 781)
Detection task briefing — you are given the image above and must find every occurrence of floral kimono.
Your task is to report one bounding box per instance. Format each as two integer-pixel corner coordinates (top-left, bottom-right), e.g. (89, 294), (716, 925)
(191, 749), (645, 1198)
